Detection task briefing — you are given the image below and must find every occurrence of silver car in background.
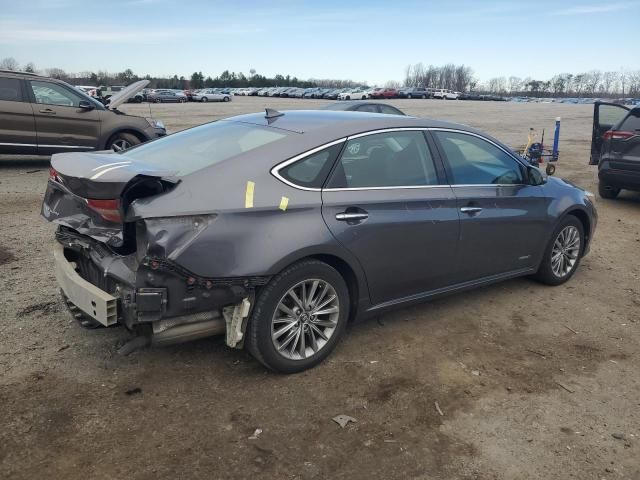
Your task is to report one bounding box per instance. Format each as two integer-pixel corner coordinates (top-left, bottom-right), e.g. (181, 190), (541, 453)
(192, 89), (232, 103)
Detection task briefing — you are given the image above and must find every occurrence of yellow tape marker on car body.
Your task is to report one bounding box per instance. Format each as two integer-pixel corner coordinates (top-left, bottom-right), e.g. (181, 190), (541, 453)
(245, 181), (255, 208)
(279, 196), (289, 211)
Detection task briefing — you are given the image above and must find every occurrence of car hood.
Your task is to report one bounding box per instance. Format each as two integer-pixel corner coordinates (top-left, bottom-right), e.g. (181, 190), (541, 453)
(107, 80), (149, 109)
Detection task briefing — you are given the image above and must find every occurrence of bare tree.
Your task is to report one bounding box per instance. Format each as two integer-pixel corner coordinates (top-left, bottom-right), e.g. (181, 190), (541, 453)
(508, 76), (522, 94)
(0, 57), (19, 70)
(585, 70), (601, 95)
(601, 71), (618, 94)
(45, 68), (68, 80)
(627, 70), (640, 97)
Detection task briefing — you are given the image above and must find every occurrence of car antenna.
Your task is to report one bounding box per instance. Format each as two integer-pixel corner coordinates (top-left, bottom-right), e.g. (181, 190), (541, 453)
(265, 108), (284, 119)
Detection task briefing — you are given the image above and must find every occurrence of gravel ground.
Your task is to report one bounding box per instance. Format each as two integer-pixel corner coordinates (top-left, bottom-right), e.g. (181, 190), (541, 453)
(1, 97), (639, 480)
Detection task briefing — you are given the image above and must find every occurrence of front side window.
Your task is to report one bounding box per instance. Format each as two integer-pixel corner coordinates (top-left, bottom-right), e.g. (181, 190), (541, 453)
(279, 143), (342, 188)
(123, 120), (289, 176)
(0, 77), (23, 102)
(327, 131), (439, 188)
(30, 81), (83, 107)
(434, 131), (524, 185)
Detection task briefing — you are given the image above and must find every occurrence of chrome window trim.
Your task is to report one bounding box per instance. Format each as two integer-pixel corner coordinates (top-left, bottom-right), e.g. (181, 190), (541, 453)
(270, 127), (530, 192)
(427, 126), (529, 171)
(270, 137), (347, 192)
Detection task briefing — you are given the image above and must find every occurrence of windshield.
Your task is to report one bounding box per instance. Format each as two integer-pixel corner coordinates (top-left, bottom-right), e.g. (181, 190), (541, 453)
(121, 120), (289, 176)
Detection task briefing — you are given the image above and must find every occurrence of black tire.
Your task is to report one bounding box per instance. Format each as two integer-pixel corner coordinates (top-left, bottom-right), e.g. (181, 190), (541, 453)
(598, 180), (620, 199)
(155, 98), (162, 103)
(201, 96), (208, 102)
(533, 215), (584, 286)
(179, 97), (187, 103)
(223, 96), (230, 102)
(407, 94), (412, 99)
(245, 259), (350, 373)
(106, 132), (140, 152)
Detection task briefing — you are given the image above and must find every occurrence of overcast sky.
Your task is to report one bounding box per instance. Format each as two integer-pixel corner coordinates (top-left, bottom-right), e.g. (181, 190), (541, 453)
(0, 0), (638, 85)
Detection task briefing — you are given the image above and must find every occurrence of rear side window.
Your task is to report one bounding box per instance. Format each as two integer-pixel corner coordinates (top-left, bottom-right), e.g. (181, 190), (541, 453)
(598, 104), (629, 128)
(0, 77), (23, 102)
(122, 121), (289, 176)
(327, 131), (439, 188)
(279, 143), (342, 189)
(620, 109), (640, 131)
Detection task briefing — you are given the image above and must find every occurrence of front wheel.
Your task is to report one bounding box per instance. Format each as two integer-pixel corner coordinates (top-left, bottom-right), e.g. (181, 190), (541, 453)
(245, 259), (349, 373)
(223, 96), (230, 102)
(201, 96), (208, 102)
(107, 132), (140, 152)
(533, 215), (584, 286)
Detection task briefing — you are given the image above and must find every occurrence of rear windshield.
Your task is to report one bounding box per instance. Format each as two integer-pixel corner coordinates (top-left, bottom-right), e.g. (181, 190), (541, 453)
(121, 120), (289, 176)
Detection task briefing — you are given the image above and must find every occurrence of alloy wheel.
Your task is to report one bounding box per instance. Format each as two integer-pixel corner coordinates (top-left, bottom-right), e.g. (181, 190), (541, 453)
(271, 279), (340, 360)
(551, 225), (580, 277)
(111, 139), (131, 152)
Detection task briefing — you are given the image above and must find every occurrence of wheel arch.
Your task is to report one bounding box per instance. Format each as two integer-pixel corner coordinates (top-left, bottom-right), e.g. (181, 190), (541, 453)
(563, 207), (592, 251)
(263, 249), (368, 323)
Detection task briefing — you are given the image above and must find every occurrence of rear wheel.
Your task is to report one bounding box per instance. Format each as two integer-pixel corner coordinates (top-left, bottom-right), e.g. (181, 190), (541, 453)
(246, 259), (349, 373)
(107, 132), (140, 152)
(533, 215), (584, 286)
(598, 180), (620, 199)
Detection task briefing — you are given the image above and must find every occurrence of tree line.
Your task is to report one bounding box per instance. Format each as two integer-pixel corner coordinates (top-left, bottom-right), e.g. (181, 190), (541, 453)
(478, 71), (639, 97)
(0, 58), (364, 90)
(2, 56), (639, 97)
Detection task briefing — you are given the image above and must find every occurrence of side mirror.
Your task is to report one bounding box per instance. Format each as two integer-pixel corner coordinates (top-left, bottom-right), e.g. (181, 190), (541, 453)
(78, 100), (95, 111)
(527, 165), (547, 186)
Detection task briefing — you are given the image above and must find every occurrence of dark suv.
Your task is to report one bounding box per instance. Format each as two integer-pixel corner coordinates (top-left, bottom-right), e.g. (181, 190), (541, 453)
(0, 70), (166, 155)
(590, 101), (640, 198)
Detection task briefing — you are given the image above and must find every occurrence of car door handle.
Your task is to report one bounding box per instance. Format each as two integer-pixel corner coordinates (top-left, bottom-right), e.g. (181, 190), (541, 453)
(460, 206), (483, 215)
(336, 212), (369, 221)
(39, 108), (56, 114)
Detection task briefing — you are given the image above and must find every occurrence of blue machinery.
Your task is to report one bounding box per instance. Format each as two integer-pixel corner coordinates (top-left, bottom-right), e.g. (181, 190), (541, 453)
(518, 117), (561, 175)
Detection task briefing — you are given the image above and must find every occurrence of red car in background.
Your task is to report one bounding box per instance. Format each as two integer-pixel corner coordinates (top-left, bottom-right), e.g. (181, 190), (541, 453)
(370, 87), (398, 99)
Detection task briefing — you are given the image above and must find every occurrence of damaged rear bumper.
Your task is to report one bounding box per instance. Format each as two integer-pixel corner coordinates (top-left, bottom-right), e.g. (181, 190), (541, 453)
(54, 229), (266, 347)
(54, 242), (118, 327)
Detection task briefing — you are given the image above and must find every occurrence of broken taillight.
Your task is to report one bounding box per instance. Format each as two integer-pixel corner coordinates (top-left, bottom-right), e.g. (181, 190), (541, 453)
(49, 167), (61, 183)
(86, 198), (122, 223)
(603, 130), (637, 141)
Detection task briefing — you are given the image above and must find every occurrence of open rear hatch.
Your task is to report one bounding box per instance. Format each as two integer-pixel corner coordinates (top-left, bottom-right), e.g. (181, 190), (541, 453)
(42, 151), (178, 248)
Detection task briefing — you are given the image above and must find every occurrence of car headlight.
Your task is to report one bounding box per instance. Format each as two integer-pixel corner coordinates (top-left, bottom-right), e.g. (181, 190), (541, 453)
(147, 118), (165, 130)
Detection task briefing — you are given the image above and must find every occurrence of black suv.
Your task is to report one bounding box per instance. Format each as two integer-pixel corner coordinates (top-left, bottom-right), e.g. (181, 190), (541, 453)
(590, 102), (640, 198)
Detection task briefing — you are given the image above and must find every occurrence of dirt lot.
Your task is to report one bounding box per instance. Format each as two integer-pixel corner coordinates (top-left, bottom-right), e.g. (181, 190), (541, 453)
(1, 97), (639, 480)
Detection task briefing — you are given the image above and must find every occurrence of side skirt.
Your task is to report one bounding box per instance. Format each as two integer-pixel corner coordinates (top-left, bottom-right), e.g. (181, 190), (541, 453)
(365, 267), (536, 314)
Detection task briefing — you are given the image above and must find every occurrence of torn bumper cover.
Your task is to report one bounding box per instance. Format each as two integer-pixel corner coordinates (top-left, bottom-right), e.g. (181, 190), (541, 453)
(54, 227), (267, 345)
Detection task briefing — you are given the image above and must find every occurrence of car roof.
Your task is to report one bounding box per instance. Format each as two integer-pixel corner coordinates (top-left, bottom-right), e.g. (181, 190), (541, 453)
(225, 109), (469, 138)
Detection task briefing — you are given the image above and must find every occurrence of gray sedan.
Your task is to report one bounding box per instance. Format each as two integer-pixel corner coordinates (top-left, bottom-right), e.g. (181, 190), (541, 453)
(42, 110), (597, 373)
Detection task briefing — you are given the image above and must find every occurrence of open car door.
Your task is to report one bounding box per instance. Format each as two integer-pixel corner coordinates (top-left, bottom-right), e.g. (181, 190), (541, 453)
(590, 101), (629, 165)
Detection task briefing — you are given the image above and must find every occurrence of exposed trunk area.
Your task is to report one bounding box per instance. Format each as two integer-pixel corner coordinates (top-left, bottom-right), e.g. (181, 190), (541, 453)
(42, 151), (178, 250)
